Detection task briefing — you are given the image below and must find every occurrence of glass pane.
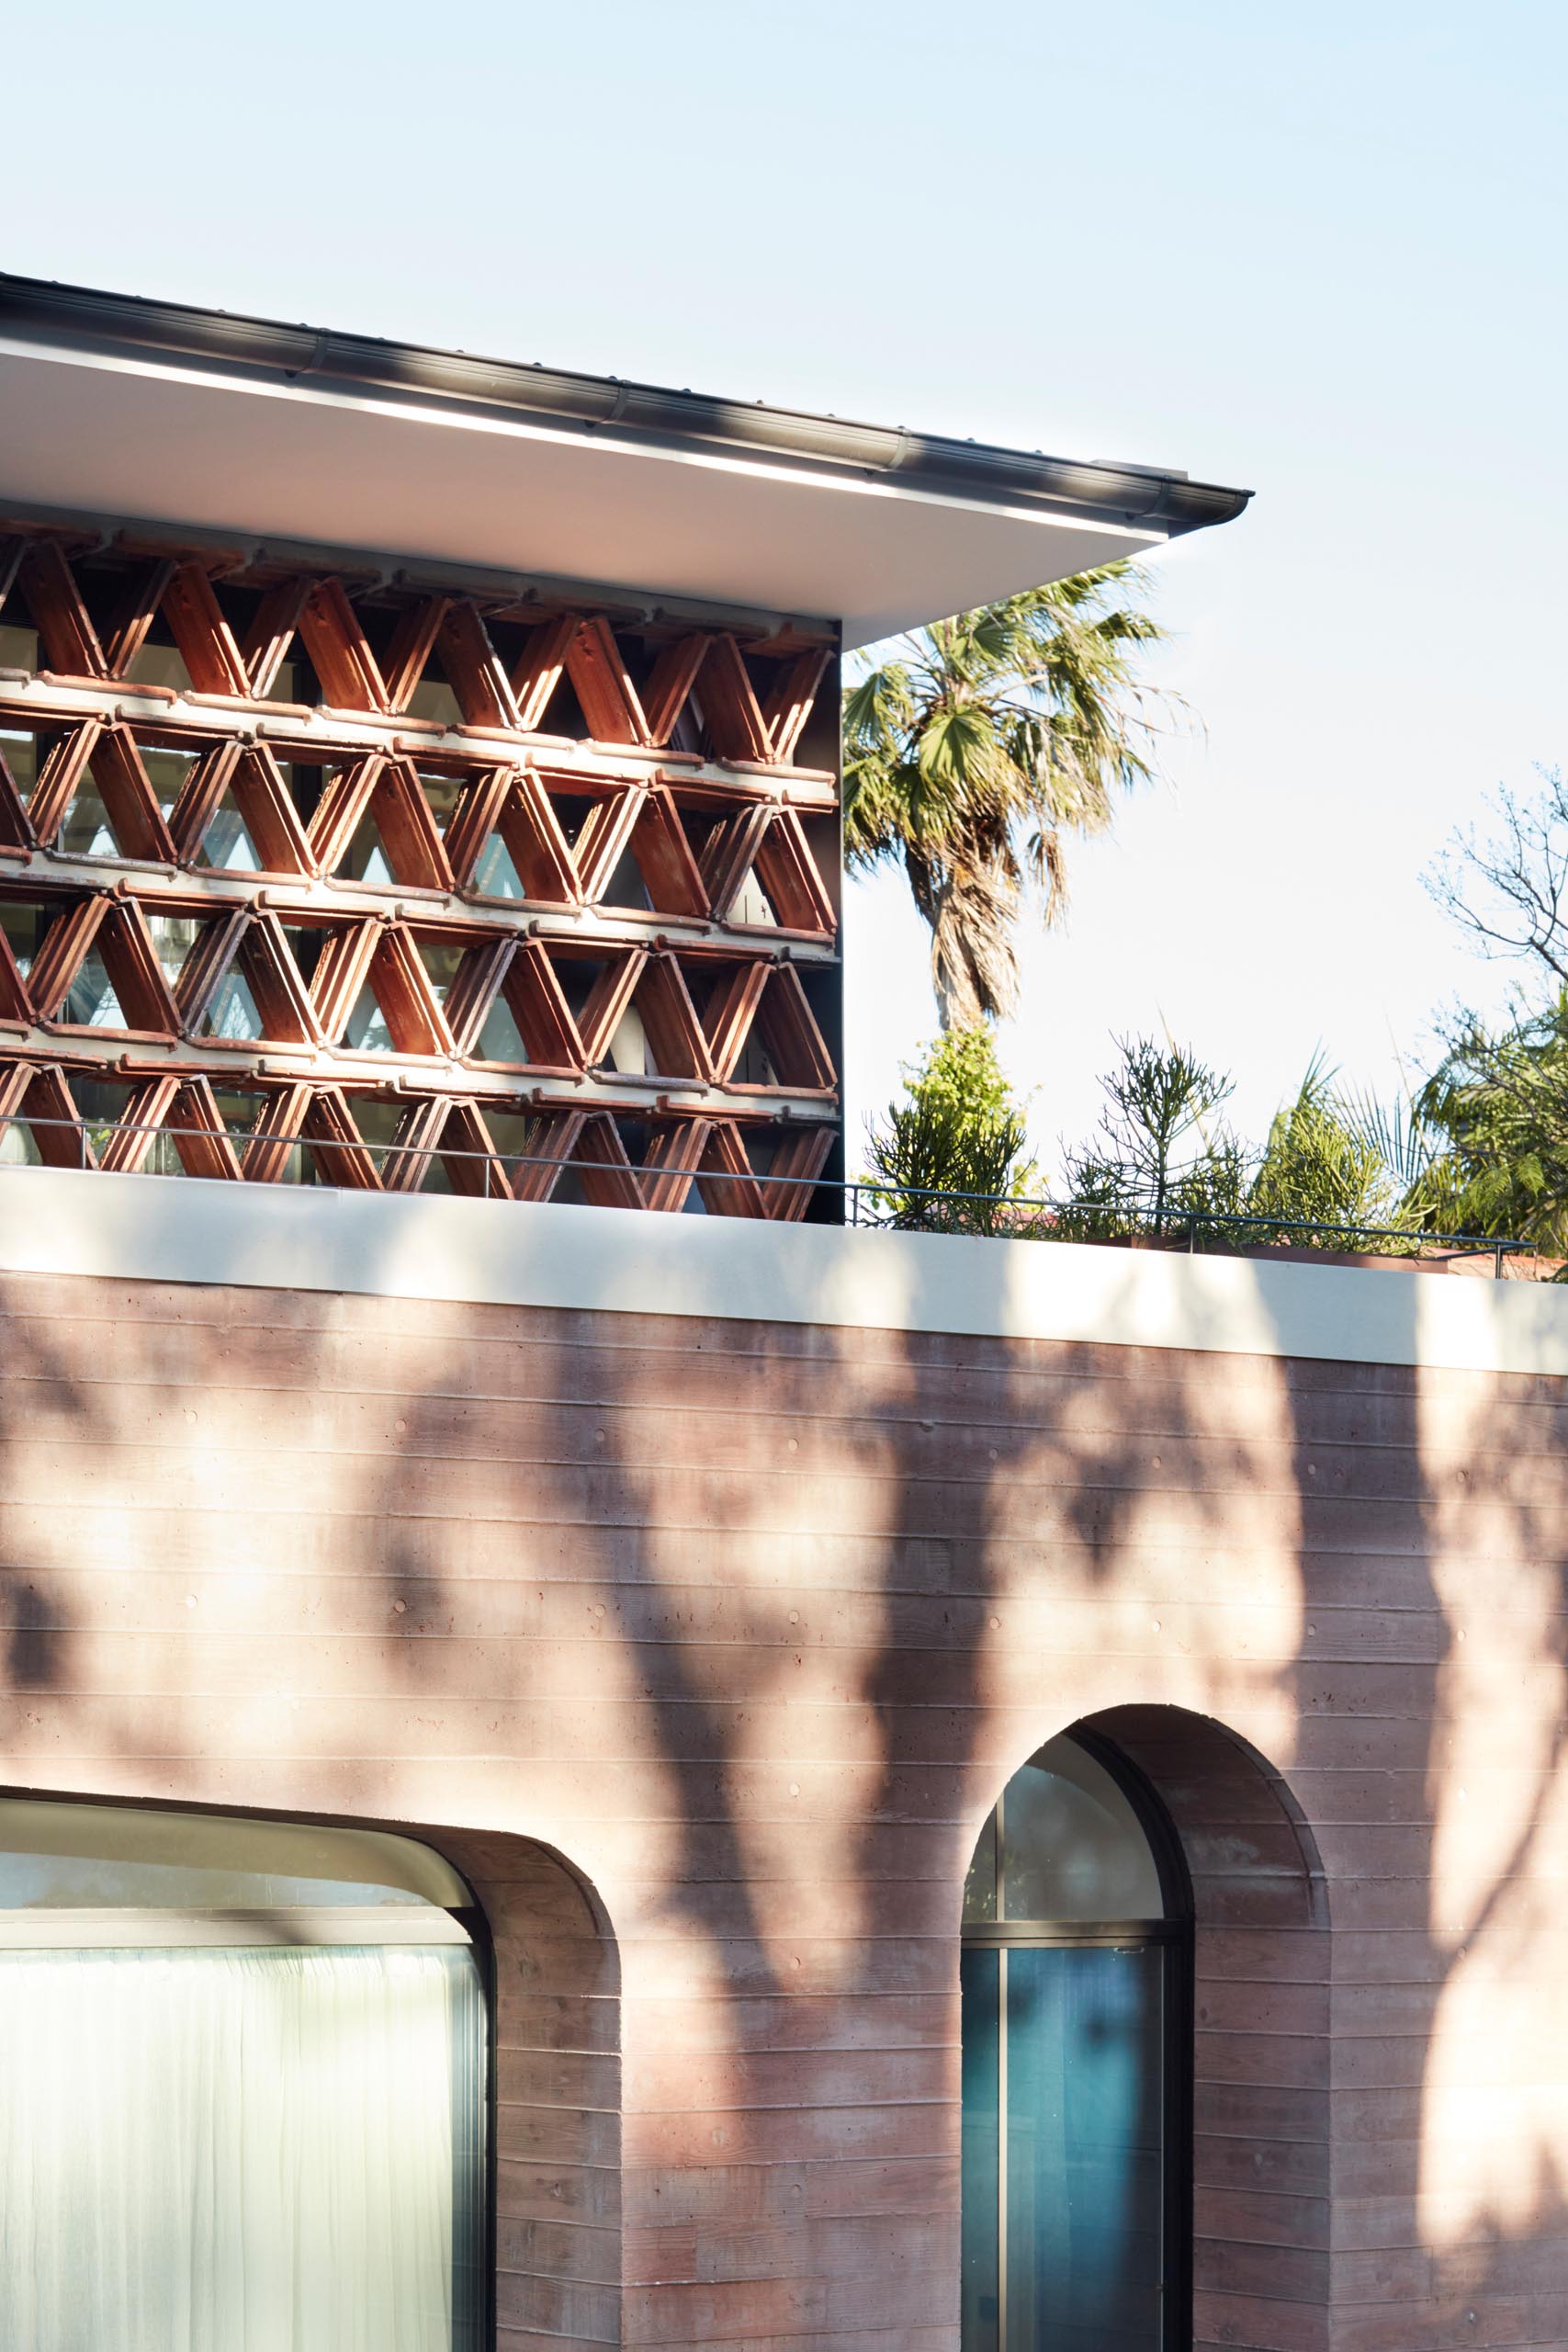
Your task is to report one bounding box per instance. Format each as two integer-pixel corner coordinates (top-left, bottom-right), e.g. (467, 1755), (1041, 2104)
(198, 799), (262, 872)
(61, 946), (124, 1028)
(1000, 1738), (1163, 1922)
(472, 832), (525, 899)
(59, 779), (118, 858)
(0, 1942), (485, 2351)
(961, 1946), (1000, 2352)
(0, 729), (40, 800)
(1004, 1946), (1164, 2352)
(144, 912), (202, 989)
(201, 970), (265, 1043)
(418, 943), (465, 1002)
(141, 744), (197, 818)
(124, 641), (193, 694)
(420, 773), (463, 836)
(478, 996), (529, 1065)
(339, 809), (395, 886)
(343, 981), (393, 1052)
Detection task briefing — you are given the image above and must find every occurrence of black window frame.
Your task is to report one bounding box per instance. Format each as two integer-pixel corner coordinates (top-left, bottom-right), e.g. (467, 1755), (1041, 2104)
(960, 1729), (1194, 2352)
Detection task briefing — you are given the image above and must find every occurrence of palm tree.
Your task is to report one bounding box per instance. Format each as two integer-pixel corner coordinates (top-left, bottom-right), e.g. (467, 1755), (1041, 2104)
(842, 562), (1173, 1028)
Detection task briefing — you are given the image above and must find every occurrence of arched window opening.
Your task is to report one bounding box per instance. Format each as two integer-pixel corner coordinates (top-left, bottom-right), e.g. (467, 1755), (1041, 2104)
(961, 1733), (1192, 2352)
(0, 1797), (488, 2352)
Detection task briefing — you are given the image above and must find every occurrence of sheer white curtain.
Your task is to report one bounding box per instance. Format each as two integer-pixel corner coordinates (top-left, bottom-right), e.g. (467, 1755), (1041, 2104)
(0, 1943), (479, 2352)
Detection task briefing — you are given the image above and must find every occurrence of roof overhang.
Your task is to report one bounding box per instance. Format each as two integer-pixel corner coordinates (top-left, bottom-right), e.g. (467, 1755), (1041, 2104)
(0, 275), (1250, 647)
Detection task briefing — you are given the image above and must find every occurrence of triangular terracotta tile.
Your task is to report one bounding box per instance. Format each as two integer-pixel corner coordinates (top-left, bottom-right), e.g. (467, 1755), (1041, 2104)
(638, 1116), (715, 1213)
(0, 737), (32, 855)
(239, 1080), (313, 1182)
(695, 634), (773, 763)
(509, 615), (580, 731)
(52, 728), (177, 865)
(160, 562), (251, 696)
(761, 648), (829, 763)
(696, 804), (773, 921)
(694, 958), (773, 1084)
(297, 577), (389, 714)
(300, 1084), (386, 1189)
(566, 616), (651, 747)
(640, 635), (711, 747)
(17, 543), (107, 680)
(751, 807), (836, 934)
(332, 924), (453, 1057)
(463, 938), (583, 1073)
(630, 955), (713, 1083)
(567, 1112), (644, 1209)
(0, 1062), (92, 1167)
(438, 604), (521, 730)
(380, 596), (450, 717)
(220, 912), (321, 1046)
(755, 1123), (835, 1218)
(24, 897), (113, 1022)
(694, 1121), (770, 1218)
(617, 786), (708, 918)
(173, 742), (313, 878)
(750, 962), (837, 1091)
(571, 785), (647, 906)
(240, 576), (312, 697)
(101, 558), (177, 678)
(22, 720), (105, 850)
(451, 768), (579, 905)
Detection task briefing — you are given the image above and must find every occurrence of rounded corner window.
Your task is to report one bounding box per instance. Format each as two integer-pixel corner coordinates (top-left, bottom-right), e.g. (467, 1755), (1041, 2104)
(0, 1796), (488, 2351)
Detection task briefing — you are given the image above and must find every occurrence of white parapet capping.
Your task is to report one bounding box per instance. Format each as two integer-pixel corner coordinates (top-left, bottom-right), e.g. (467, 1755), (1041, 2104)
(1, 1163), (1565, 1376)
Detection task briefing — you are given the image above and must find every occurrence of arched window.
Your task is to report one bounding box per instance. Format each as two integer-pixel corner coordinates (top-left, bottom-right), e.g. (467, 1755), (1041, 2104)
(962, 1733), (1192, 2352)
(0, 1797), (487, 2352)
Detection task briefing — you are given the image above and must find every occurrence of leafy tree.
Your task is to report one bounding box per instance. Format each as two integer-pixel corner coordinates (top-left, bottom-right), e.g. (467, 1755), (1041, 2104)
(863, 1025), (1032, 1233)
(1247, 1059), (1411, 1247)
(843, 566), (1173, 1029)
(1057, 1044), (1439, 1253)
(1409, 995), (1568, 1252)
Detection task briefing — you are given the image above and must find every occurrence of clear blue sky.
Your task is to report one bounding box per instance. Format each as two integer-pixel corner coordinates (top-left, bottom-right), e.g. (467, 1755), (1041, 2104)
(10, 0), (1566, 1172)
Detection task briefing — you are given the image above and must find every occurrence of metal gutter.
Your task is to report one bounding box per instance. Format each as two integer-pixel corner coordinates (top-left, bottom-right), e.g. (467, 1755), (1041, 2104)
(0, 272), (1252, 540)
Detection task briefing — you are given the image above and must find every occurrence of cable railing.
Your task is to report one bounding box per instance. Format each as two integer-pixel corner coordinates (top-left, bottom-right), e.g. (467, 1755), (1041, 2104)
(0, 1114), (1541, 1276)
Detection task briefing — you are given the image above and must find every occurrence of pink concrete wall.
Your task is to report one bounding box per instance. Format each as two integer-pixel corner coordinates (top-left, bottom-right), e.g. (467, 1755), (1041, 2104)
(0, 1271), (1562, 2351)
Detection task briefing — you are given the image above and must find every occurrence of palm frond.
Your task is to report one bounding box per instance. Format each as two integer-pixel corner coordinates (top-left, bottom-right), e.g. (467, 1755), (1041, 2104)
(843, 561), (1177, 1026)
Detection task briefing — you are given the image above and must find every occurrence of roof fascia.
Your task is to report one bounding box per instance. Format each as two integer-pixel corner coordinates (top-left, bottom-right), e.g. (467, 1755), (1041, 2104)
(0, 273), (1253, 544)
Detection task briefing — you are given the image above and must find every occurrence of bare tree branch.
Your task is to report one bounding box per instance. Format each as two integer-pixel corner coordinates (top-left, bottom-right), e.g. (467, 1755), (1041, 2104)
(1425, 767), (1568, 985)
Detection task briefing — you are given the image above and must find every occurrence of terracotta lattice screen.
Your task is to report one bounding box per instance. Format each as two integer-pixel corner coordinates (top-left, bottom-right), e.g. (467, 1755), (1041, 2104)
(0, 526), (841, 1215)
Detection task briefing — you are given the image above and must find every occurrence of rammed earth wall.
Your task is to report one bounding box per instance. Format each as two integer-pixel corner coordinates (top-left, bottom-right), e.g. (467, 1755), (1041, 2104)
(0, 1196), (1564, 2352)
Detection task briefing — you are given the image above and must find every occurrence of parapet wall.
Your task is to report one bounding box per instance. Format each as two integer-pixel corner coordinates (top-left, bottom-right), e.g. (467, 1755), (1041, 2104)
(0, 1180), (1562, 2350)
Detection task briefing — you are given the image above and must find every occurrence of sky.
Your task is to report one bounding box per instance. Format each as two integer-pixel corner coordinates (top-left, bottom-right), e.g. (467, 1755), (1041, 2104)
(7, 0), (1566, 1182)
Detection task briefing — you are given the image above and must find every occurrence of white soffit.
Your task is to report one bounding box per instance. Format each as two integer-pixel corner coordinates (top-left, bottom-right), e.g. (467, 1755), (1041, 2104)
(0, 336), (1170, 646)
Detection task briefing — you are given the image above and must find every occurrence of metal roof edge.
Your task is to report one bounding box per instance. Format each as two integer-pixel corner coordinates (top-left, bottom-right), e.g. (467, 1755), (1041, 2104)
(0, 272), (1254, 540)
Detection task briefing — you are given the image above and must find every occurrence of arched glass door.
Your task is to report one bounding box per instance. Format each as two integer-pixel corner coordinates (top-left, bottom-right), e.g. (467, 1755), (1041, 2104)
(961, 1733), (1191, 2352)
